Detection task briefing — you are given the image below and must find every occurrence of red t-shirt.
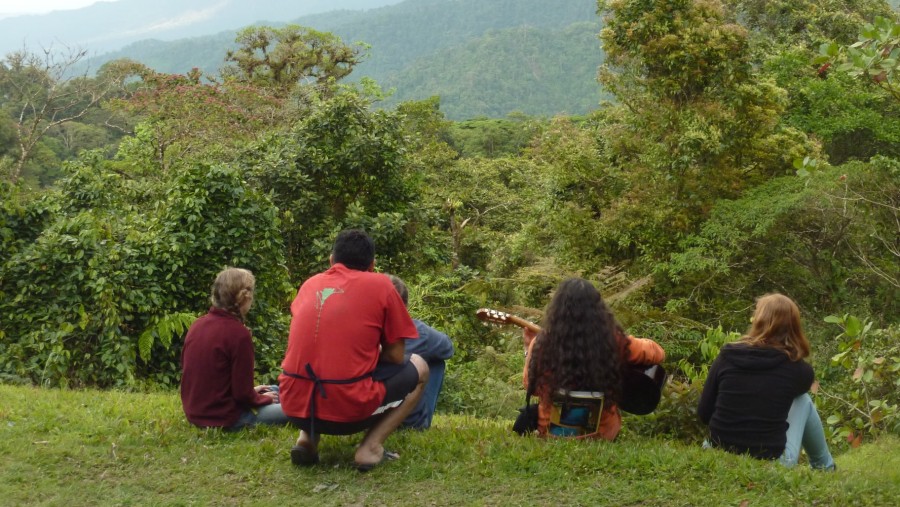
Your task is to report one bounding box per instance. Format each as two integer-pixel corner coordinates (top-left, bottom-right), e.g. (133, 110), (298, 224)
(180, 308), (272, 427)
(279, 264), (418, 422)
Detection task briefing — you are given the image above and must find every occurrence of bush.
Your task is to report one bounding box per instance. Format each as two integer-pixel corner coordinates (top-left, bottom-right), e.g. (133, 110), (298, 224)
(817, 315), (900, 447)
(0, 159), (292, 387)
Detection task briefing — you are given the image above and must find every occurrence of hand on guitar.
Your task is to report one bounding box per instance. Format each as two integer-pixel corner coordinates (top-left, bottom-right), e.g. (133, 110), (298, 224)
(523, 327), (539, 350)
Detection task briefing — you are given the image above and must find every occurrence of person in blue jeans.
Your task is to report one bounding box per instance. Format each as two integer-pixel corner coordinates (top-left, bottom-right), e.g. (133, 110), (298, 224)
(698, 293), (835, 470)
(388, 275), (455, 429)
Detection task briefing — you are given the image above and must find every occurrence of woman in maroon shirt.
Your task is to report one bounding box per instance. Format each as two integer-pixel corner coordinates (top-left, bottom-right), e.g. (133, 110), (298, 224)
(180, 268), (287, 430)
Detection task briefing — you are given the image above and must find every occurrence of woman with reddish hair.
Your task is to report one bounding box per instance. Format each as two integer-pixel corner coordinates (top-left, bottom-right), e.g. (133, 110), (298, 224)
(698, 293), (835, 470)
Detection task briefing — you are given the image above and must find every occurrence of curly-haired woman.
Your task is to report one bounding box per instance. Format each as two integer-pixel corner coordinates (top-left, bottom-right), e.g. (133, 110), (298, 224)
(523, 278), (665, 440)
(180, 267), (287, 430)
(698, 293), (835, 470)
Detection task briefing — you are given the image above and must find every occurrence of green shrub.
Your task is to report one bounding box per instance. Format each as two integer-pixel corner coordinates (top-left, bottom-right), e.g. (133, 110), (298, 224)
(818, 315), (900, 447)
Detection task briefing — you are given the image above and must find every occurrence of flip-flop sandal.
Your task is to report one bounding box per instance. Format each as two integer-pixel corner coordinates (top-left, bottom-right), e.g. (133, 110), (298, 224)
(290, 445), (320, 467)
(356, 449), (399, 472)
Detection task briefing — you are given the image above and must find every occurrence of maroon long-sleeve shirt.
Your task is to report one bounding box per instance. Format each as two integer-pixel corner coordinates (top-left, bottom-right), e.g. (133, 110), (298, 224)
(180, 307), (271, 427)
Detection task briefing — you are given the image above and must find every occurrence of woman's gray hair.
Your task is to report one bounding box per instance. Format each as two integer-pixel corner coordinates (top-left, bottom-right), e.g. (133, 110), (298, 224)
(211, 267), (255, 317)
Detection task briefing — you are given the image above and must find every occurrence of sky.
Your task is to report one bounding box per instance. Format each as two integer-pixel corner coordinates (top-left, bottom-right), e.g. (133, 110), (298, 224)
(0, 0), (119, 19)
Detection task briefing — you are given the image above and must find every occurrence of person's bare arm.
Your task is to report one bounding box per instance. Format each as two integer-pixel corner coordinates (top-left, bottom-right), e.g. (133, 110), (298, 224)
(380, 340), (405, 364)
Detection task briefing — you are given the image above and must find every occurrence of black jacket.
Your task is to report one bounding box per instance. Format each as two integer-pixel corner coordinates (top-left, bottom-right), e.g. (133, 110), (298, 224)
(697, 343), (814, 459)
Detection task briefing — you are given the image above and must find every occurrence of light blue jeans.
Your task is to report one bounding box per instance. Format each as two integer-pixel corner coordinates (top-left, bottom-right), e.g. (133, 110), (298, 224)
(226, 385), (290, 431)
(779, 393), (835, 470)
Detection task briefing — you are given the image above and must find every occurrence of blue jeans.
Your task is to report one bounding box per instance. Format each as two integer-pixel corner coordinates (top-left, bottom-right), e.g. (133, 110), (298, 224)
(402, 359), (446, 430)
(226, 386), (289, 431)
(779, 394), (835, 470)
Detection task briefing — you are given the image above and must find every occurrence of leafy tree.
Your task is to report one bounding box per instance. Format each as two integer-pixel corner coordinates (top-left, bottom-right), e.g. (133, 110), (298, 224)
(766, 48), (900, 164)
(108, 66), (286, 173)
(0, 154), (292, 387)
(0, 48), (138, 184)
(594, 0), (816, 259)
(223, 25), (364, 95)
(658, 159), (899, 328)
(818, 15), (900, 102)
(728, 0), (894, 48)
(240, 87), (416, 280)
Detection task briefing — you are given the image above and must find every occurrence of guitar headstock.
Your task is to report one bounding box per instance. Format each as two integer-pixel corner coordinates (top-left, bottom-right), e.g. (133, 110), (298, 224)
(476, 308), (514, 326)
(475, 308), (542, 332)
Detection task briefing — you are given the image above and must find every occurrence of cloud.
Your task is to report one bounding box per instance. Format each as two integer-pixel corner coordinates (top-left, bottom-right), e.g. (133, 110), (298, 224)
(81, 0), (229, 44)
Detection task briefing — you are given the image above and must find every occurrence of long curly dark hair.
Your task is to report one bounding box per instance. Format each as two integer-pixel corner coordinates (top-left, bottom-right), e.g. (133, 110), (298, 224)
(527, 278), (625, 403)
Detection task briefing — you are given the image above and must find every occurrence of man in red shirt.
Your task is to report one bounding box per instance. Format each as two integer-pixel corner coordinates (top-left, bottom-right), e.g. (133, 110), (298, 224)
(279, 230), (428, 471)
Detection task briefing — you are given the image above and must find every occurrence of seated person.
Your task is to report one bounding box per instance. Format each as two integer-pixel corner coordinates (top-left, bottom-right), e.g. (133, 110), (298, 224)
(279, 230), (429, 471)
(180, 267), (287, 430)
(388, 275), (455, 430)
(698, 293), (835, 470)
(523, 278), (665, 440)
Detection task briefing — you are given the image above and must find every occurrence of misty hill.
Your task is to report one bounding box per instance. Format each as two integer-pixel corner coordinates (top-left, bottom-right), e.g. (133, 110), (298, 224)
(80, 0), (604, 119)
(0, 0), (403, 56)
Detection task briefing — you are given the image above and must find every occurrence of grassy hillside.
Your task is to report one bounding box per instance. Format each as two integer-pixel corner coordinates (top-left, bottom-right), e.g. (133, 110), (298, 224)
(2, 384), (899, 506)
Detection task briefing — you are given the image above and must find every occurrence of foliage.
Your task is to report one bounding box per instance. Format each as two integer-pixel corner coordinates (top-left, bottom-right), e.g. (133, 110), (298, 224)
(0, 49), (137, 185)
(447, 114), (540, 159)
(240, 87), (417, 281)
(0, 156), (292, 388)
(818, 16), (900, 102)
(730, 0), (895, 48)
(819, 314), (900, 446)
(595, 0), (816, 260)
(108, 65), (286, 172)
(223, 25), (365, 95)
(658, 160), (899, 329)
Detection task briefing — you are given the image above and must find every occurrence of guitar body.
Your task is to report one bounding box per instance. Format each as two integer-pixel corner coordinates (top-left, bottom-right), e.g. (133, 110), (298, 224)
(476, 308), (666, 416)
(620, 364), (667, 415)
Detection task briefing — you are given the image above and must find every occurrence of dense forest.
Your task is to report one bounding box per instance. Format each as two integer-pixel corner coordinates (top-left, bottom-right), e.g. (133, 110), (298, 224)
(1, 0), (899, 452)
(80, 0), (603, 119)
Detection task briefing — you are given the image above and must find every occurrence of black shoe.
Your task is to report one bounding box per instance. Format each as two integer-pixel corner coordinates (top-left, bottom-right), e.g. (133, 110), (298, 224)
(290, 445), (319, 466)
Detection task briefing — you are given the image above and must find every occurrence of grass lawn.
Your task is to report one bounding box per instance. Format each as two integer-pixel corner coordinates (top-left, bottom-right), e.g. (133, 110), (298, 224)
(1, 384), (898, 506)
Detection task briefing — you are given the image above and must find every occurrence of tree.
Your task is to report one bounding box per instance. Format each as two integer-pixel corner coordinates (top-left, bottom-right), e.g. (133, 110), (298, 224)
(223, 25), (365, 95)
(818, 16), (900, 102)
(593, 0), (816, 259)
(0, 47), (137, 184)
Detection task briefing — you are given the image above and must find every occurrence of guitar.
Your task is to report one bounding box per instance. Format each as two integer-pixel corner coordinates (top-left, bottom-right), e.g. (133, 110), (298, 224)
(476, 308), (666, 415)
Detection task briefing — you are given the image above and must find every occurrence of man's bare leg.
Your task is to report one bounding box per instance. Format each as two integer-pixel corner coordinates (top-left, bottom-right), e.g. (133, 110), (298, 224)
(292, 430), (321, 466)
(354, 354), (429, 467)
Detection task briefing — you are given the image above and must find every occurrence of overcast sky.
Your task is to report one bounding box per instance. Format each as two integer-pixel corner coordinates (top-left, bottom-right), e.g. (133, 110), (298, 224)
(0, 1), (119, 19)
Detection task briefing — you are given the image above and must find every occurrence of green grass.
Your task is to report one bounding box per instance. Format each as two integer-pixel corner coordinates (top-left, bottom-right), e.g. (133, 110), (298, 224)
(1, 385), (898, 506)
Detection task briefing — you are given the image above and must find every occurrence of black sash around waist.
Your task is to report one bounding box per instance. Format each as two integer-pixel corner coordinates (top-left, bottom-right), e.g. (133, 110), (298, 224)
(282, 363), (372, 439)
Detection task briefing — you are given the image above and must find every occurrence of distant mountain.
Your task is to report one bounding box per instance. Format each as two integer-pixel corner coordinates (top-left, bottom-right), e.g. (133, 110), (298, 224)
(379, 22), (606, 119)
(0, 0), (403, 56)
(77, 0), (605, 119)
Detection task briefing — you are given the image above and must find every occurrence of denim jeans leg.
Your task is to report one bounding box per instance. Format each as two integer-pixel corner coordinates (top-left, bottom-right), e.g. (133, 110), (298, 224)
(402, 359), (446, 429)
(256, 403), (289, 426)
(225, 410), (258, 431)
(780, 393), (835, 469)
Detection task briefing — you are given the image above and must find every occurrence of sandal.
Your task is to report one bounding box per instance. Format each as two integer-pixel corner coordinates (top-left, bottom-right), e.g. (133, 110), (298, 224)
(290, 445), (320, 467)
(356, 449), (399, 472)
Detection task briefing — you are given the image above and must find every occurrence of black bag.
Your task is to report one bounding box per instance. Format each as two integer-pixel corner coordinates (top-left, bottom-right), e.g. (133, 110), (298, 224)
(512, 395), (538, 435)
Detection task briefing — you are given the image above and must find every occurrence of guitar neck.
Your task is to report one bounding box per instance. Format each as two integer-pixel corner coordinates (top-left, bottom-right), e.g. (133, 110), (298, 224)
(476, 308), (542, 333)
(507, 316), (542, 333)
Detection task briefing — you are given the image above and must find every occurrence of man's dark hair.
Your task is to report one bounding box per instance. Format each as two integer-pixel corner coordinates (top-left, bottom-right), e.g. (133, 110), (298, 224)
(332, 229), (375, 271)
